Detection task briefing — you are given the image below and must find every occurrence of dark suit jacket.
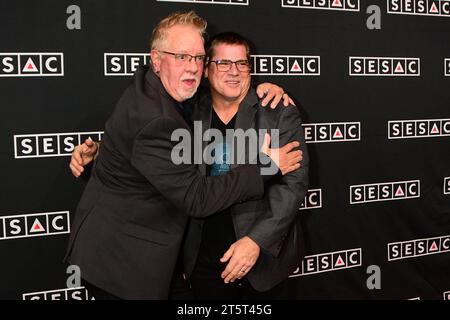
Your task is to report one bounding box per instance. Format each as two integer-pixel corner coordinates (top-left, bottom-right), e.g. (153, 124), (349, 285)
(65, 66), (265, 299)
(184, 89), (309, 292)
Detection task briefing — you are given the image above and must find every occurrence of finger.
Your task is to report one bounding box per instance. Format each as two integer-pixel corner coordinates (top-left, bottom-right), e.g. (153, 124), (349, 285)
(281, 163), (300, 175)
(224, 265), (243, 283)
(220, 246), (234, 263)
(82, 141), (95, 153)
(221, 259), (238, 281)
(237, 266), (251, 280)
(70, 160), (85, 174)
(73, 147), (84, 166)
(282, 93), (290, 107)
(69, 163), (81, 177)
(261, 91), (276, 107)
(256, 86), (265, 99)
(81, 144), (89, 155)
(236, 264), (251, 280)
(291, 154), (302, 165)
(287, 150), (302, 163)
(286, 155), (302, 168)
(281, 141), (300, 153)
(69, 163), (78, 177)
(289, 97), (296, 106)
(269, 91), (283, 109)
(84, 138), (94, 146)
(224, 272), (239, 283)
(286, 150), (302, 161)
(229, 263), (251, 282)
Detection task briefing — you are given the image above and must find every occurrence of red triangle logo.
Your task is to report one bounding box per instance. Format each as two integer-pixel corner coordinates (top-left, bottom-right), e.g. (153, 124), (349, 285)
(335, 255), (344, 267)
(430, 124), (439, 134)
(429, 241), (438, 251)
(29, 218), (45, 233)
(430, 3), (438, 13)
(290, 60), (302, 72)
(332, 0), (343, 7)
(22, 58), (38, 72)
(395, 186), (405, 197)
(394, 62), (404, 73)
(333, 127), (344, 139)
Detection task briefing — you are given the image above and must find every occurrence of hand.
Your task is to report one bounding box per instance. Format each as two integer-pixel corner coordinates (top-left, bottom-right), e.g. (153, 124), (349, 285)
(220, 236), (261, 283)
(261, 133), (302, 175)
(256, 83), (295, 109)
(69, 138), (98, 178)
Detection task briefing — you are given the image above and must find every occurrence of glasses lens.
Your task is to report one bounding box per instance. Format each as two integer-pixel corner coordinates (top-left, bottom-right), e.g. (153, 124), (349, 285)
(216, 61), (231, 71)
(236, 61), (250, 72)
(196, 55), (205, 63)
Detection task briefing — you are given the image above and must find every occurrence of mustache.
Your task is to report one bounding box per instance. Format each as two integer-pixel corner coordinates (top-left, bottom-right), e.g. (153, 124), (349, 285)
(181, 75), (199, 81)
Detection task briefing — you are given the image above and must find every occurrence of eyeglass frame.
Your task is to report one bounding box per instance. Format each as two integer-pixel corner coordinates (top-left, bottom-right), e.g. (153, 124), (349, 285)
(157, 50), (206, 64)
(208, 59), (252, 72)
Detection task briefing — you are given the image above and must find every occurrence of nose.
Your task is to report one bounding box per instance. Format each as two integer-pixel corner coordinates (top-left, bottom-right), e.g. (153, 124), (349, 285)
(185, 57), (200, 74)
(228, 62), (239, 75)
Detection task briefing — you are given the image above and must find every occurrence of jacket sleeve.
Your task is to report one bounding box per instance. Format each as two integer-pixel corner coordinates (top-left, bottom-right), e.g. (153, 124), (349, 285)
(247, 105), (309, 257)
(130, 116), (264, 218)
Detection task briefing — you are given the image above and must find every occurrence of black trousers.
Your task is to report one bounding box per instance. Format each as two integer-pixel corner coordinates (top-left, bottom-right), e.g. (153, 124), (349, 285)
(188, 268), (291, 300)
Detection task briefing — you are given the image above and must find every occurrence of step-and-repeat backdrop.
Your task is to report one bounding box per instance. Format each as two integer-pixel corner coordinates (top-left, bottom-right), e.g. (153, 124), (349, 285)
(1, 0), (449, 300)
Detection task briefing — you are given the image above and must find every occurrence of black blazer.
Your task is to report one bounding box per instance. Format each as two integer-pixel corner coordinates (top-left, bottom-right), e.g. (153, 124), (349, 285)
(65, 66), (265, 299)
(184, 89), (309, 292)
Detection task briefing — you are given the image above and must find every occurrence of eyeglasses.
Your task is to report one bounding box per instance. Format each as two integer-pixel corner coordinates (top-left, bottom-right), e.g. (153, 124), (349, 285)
(158, 50), (206, 64)
(209, 59), (251, 72)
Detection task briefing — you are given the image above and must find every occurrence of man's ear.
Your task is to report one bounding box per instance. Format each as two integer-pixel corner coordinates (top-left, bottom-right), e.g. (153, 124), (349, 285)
(204, 65), (209, 78)
(150, 50), (160, 73)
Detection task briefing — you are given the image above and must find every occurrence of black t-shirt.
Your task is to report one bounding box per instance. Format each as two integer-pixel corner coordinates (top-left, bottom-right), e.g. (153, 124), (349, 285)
(195, 108), (238, 277)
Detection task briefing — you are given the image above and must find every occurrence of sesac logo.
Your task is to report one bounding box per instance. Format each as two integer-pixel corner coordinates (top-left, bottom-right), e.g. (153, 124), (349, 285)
(156, 0), (249, 4)
(445, 59), (450, 76)
(105, 53), (320, 76)
(290, 248), (362, 277)
(299, 189), (322, 210)
(388, 235), (450, 261)
(349, 57), (420, 76)
(282, 0), (360, 12)
(14, 131), (103, 158)
(350, 180), (420, 204)
(0, 211), (70, 240)
(23, 287), (93, 300)
(388, 0), (450, 17)
(104, 53), (149, 76)
(251, 55), (320, 76)
(388, 119), (450, 139)
(444, 177), (450, 195)
(0, 53), (63, 77)
(302, 122), (360, 143)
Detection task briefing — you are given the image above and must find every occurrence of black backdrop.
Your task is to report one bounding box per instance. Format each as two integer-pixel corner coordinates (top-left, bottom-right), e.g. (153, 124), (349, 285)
(1, 0), (449, 300)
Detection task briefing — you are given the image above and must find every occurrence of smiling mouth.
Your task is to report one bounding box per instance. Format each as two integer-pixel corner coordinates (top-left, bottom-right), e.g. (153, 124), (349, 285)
(225, 80), (240, 85)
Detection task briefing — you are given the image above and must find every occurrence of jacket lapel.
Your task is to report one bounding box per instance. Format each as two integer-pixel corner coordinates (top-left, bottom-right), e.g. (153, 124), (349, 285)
(145, 69), (191, 131)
